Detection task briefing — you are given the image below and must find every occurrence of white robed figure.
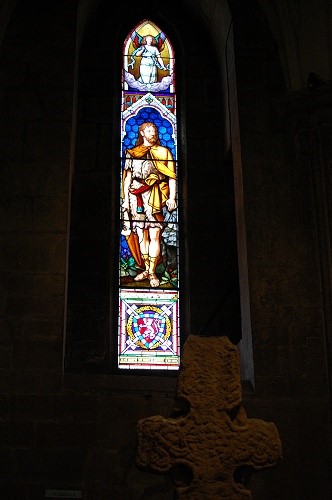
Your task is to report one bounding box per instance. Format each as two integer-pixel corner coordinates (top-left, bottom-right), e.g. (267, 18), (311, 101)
(128, 33), (169, 84)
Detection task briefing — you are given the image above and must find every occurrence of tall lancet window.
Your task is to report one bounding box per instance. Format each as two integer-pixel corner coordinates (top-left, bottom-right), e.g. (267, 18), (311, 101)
(118, 20), (180, 370)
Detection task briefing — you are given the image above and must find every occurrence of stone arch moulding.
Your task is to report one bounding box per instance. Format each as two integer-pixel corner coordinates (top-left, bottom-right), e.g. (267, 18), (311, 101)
(63, 0), (254, 388)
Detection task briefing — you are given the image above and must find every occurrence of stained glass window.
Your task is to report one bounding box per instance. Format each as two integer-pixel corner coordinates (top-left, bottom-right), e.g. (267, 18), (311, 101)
(118, 20), (180, 370)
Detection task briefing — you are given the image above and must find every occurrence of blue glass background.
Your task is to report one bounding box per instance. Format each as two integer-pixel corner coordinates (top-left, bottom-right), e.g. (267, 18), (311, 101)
(122, 107), (176, 159)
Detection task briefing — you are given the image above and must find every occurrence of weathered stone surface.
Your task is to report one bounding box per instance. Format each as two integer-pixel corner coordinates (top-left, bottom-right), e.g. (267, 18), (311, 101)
(137, 335), (282, 499)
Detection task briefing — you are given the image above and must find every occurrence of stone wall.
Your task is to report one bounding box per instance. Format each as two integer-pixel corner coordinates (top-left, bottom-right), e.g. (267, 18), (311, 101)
(230, 1), (331, 497)
(0, 1), (331, 499)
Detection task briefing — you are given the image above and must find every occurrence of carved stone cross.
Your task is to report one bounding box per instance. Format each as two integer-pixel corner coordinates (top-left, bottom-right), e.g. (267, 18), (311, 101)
(136, 335), (282, 499)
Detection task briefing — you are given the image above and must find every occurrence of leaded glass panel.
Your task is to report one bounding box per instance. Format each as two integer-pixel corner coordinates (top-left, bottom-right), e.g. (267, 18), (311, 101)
(118, 20), (180, 370)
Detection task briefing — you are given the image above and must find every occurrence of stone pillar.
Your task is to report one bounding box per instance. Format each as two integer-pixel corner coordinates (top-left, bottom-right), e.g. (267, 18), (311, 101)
(280, 82), (332, 409)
